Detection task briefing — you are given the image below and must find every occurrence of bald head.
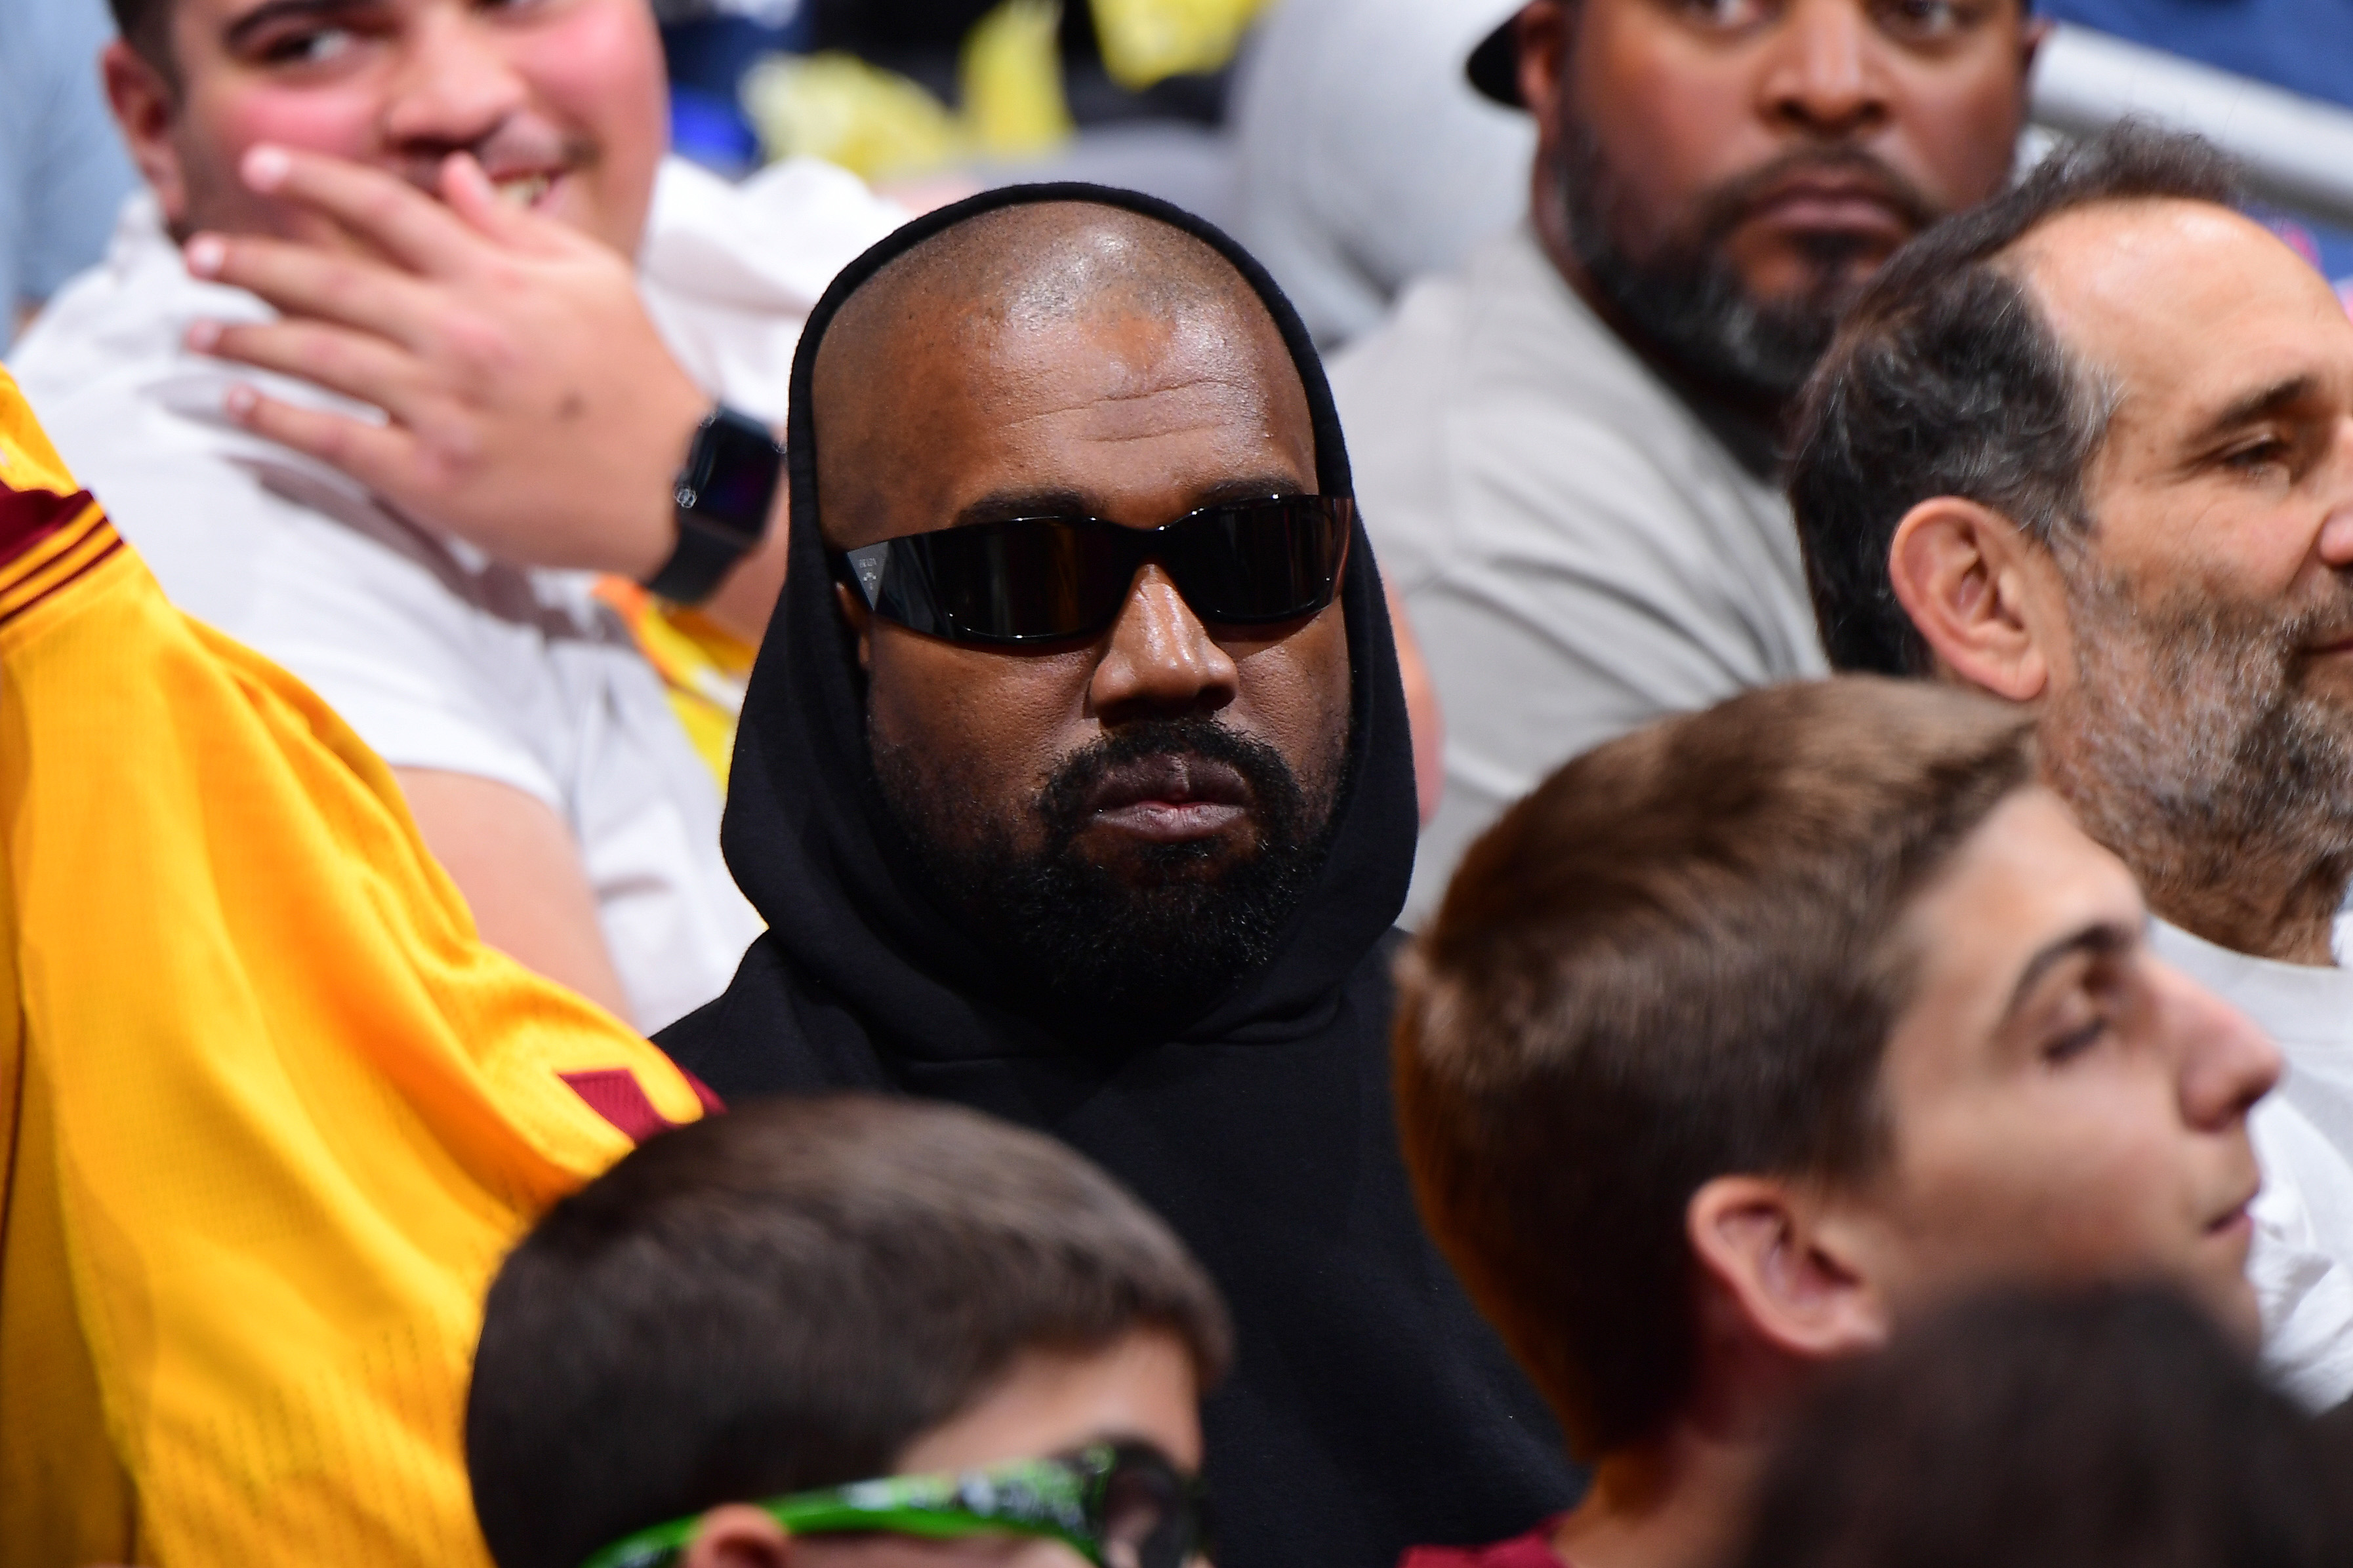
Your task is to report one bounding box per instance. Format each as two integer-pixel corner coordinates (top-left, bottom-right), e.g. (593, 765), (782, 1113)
(809, 203), (1316, 551)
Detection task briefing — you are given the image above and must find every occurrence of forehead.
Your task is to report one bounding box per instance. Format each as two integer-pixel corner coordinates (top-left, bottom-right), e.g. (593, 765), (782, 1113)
(1884, 788), (2143, 1072)
(810, 230), (1317, 547)
(2013, 199), (2353, 446)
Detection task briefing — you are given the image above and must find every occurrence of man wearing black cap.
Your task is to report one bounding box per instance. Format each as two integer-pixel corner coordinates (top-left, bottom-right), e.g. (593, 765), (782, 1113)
(657, 186), (1580, 1568)
(1333, 0), (2042, 923)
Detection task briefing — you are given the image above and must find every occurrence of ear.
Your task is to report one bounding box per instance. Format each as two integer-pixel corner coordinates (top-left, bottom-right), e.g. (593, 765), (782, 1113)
(2017, 14), (2053, 80)
(682, 1504), (794, 1568)
(1686, 1176), (1890, 1365)
(1887, 497), (2056, 703)
(833, 580), (874, 672)
(1513, 2), (1573, 132)
(102, 41), (188, 229)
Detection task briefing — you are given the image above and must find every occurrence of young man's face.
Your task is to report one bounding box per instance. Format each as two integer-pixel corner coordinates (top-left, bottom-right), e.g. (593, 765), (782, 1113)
(1846, 786), (2279, 1342)
(110, 0), (667, 252)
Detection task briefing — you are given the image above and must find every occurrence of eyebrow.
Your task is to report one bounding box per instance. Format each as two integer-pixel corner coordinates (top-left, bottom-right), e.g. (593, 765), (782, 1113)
(949, 473), (1308, 529)
(1999, 919), (2139, 1023)
(223, 0), (370, 52)
(2180, 373), (2324, 454)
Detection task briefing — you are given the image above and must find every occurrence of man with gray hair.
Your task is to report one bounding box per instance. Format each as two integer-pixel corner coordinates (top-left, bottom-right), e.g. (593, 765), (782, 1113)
(1795, 122), (2353, 1407)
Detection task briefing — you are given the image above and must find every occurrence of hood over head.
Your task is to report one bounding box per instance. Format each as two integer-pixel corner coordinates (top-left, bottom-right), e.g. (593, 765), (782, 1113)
(720, 180), (1419, 1062)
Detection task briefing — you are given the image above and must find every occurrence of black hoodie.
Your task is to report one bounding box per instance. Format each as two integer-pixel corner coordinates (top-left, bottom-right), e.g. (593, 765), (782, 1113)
(659, 183), (1580, 1568)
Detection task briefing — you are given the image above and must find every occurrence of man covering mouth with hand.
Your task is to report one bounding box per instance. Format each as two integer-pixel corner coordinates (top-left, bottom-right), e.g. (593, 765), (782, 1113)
(12, 0), (905, 1030)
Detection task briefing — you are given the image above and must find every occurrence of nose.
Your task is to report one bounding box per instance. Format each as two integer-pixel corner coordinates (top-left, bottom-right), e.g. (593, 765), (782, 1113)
(2312, 416), (2353, 569)
(2159, 963), (2283, 1132)
(380, 8), (530, 157)
(1088, 564), (1240, 723)
(1758, 0), (1890, 140)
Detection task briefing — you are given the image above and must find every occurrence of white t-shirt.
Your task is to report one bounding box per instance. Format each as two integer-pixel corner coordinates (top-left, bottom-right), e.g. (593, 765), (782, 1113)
(7, 157), (907, 1032)
(2149, 917), (2353, 1409)
(1330, 226), (1829, 923)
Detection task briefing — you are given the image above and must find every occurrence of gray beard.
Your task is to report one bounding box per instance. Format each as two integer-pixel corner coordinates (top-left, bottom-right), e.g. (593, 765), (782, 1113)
(2041, 563), (2353, 951)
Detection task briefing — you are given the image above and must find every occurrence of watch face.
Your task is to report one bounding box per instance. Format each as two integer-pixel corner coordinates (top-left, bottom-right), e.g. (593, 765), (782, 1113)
(685, 412), (785, 543)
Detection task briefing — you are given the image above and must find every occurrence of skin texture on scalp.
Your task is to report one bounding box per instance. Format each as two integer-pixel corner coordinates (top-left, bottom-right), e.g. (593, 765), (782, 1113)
(809, 204), (1354, 1023)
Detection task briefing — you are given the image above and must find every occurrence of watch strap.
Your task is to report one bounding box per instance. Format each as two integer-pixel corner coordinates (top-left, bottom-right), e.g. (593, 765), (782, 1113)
(643, 405), (783, 605)
(645, 513), (754, 605)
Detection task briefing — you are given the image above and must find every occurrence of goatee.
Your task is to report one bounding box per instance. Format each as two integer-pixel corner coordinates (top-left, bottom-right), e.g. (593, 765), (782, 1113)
(874, 715), (1339, 1034)
(2044, 563), (2353, 947)
(1552, 128), (1939, 409)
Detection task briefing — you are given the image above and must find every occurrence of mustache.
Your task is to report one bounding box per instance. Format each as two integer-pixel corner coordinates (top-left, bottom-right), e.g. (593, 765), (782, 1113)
(1683, 146), (1944, 252)
(1034, 717), (1305, 844)
(384, 121), (598, 196)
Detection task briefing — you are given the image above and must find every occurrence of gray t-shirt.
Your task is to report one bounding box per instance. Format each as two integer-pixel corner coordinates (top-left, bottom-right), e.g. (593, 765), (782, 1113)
(1331, 225), (1828, 922)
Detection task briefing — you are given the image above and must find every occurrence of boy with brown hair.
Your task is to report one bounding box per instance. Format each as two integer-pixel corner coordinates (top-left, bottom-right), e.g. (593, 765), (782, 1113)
(1394, 677), (2281, 1568)
(466, 1093), (1230, 1568)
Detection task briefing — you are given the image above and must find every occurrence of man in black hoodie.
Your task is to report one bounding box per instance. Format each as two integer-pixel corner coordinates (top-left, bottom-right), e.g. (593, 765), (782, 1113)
(659, 186), (1578, 1568)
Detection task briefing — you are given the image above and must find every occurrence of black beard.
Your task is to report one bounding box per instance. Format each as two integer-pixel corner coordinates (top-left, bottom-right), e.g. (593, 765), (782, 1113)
(872, 715), (1339, 1034)
(1551, 124), (1939, 410)
(2045, 564), (2353, 942)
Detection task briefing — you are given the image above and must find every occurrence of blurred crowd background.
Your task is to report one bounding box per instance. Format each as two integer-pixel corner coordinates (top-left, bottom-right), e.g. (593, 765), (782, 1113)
(11, 0), (2353, 358)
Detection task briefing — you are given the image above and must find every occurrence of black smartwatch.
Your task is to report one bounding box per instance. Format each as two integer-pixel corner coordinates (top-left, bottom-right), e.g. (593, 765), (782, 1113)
(643, 405), (785, 605)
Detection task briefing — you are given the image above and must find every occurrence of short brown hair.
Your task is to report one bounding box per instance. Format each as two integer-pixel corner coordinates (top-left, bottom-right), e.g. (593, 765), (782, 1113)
(1393, 678), (2036, 1459)
(107, 0), (174, 81)
(466, 1094), (1232, 1568)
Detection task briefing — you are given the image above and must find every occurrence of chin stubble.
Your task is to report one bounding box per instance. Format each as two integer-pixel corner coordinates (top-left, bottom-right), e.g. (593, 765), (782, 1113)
(2043, 565), (2353, 949)
(871, 714), (1344, 1034)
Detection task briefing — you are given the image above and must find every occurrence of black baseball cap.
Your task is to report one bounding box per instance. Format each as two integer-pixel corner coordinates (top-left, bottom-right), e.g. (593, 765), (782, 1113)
(1465, 6), (1528, 108)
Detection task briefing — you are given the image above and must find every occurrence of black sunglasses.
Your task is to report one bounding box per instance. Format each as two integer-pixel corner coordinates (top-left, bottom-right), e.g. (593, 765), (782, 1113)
(831, 494), (1354, 645)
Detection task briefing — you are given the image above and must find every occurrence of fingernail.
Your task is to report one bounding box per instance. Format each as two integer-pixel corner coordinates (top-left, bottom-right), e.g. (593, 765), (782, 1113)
(241, 144), (291, 191)
(185, 319), (221, 352)
(224, 384), (258, 419)
(184, 234), (225, 277)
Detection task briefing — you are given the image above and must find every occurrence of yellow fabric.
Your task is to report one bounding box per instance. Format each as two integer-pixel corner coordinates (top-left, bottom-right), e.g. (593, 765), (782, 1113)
(740, 0), (1075, 180)
(1089, 0), (1268, 89)
(0, 368), (711, 1567)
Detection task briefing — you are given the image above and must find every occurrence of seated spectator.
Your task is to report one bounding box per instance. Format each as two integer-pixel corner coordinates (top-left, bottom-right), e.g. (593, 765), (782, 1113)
(1730, 1285), (2350, 1568)
(0, 0), (136, 350)
(0, 369), (712, 1561)
(659, 184), (1581, 1566)
(466, 1095), (1228, 1568)
(1793, 124), (2353, 1406)
(10, 0), (907, 1030)
(1332, 0), (2041, 921)
(1395, 677), (2280, 1568)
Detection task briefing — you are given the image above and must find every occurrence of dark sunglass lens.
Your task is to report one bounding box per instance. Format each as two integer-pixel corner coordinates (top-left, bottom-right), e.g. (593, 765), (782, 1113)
(916, 518), (1128, 641)
(1170, 498), (1347, 624)
(1097, 1456), (1195, 1568)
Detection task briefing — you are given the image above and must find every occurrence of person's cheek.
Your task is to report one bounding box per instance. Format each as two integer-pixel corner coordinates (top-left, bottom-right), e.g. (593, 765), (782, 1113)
(185, 80), (381, 239)
(510, 3), (667, 249)
(1886, 50), (2029, 213)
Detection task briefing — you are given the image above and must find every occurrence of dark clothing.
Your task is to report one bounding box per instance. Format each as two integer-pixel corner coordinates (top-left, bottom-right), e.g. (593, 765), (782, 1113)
(659, 184), (1578, 1568)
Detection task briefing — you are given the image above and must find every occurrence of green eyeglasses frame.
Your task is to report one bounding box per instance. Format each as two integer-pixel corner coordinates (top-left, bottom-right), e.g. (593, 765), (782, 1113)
(579, 1441), (1210, 1568)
